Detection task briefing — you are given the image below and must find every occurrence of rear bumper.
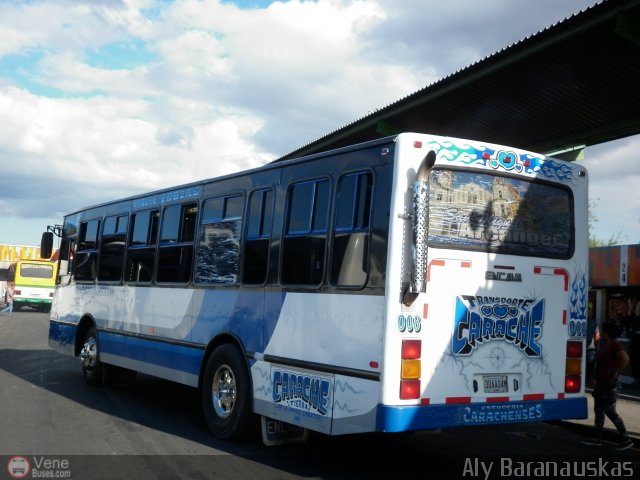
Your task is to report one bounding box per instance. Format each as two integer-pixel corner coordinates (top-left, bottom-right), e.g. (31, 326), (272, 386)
(15, 298), (52, 304)
(376, 397), (588, 432)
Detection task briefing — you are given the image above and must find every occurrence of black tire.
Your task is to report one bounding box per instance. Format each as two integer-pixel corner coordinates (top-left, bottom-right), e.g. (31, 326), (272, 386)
(201, 344), (255, 440)
(80, 326), (104, 386)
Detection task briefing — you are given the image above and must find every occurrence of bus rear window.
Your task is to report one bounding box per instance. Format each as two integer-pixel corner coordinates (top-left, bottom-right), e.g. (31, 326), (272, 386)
(20, 263), (54, 279)
(428, 169), (572, 258)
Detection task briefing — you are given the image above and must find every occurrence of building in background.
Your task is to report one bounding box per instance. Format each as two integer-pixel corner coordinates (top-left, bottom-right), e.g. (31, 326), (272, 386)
(589, 244), (640, 384)
(1, 244), (42, 263)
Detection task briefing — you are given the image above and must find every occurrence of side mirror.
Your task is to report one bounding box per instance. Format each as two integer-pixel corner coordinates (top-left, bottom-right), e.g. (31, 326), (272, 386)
(41, 232), (54, 259)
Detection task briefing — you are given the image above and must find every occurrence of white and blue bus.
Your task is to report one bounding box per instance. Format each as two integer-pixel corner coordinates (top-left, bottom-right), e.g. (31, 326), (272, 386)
(42, 133), (588, 441)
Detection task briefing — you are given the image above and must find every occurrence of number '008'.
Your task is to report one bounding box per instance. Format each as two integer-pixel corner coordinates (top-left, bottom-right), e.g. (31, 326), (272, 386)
(397, 315), (421, 333)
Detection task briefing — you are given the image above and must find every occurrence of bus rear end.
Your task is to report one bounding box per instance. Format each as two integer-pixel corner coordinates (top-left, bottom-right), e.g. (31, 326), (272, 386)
(378, 133), (588, 432)
(13, 260), (57, 312)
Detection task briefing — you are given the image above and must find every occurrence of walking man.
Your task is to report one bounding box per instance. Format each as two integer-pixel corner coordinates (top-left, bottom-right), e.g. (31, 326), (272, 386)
(583, 321), (634, 451)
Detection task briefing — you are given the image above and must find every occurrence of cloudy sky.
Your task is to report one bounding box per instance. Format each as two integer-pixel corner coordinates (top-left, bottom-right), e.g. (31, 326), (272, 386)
(0, 0), (638, 247)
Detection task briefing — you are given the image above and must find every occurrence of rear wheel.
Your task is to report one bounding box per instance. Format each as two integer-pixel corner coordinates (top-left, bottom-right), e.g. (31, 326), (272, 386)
(202, 344), (255, 440)
(80, 326), (104, 386)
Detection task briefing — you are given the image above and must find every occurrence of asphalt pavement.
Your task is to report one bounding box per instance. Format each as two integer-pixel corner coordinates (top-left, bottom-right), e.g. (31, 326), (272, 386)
(561, 382), (640, 450)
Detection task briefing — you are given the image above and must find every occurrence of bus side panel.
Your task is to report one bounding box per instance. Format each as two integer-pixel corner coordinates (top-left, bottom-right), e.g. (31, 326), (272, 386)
(252, 360), (334, 434)
(50, 284), (200, 386)
(253, 291), (384, 434)
(100, 333), (202, 387)
(262, 292), (384, 373)
(49, 282), (82, 356)
(190, 288), (266, 353)
(330, 375), (379, 434)
(49, 321), (76, 356)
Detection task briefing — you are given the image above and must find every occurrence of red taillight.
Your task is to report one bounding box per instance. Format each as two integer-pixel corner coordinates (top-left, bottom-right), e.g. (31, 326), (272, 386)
(565, 375), (581, 393)
(402, 339), (421, 359)
(49, 292), (54, 298)
(14, 289), (21, 296)
(564, 340), (583, 393)
(400, 379), (421, 399)
(566, 341), (582, 358)
(400, 340), (422, 400)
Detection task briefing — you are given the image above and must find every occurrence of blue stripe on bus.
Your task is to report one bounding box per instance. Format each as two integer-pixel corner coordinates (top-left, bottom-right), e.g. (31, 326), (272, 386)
(49, 321), (77, 354)
(99, 331), (204, 376)
(191, 289), (286, 352)
(375, 397), (588, 432)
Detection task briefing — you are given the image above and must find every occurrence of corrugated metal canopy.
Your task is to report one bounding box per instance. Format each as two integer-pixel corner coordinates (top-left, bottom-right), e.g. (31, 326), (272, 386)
(278, 0), (640, 161)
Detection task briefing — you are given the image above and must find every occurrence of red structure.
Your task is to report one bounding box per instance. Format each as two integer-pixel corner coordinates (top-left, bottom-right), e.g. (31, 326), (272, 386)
(589, 244), (640, 384)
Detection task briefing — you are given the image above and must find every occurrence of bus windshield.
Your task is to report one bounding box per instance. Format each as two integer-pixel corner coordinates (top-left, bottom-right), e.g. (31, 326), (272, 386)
(428, 169), (572, 258)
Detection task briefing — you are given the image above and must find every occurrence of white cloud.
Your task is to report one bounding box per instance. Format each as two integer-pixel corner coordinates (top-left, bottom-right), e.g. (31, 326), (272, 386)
(0, 2), (138, 56)
(0, 86), (270, 216)
(36, 52), (154, 97)
(584, 138), (640, 243)
(0, 25), (44, 57)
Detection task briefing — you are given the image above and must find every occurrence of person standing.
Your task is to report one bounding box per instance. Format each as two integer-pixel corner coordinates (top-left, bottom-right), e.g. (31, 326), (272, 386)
(0, 262), (15, 316)
(583, 321), (634, 451)
(0, 282), (14, 316)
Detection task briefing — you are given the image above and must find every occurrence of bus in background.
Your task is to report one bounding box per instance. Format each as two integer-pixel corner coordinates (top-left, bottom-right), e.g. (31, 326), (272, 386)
(41, 133), (588, 442)
(13, 259), (58, 312)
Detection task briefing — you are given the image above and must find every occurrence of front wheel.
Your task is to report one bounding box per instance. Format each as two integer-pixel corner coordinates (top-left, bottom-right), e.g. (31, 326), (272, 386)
(80, 326), (104, 386)
(201, 344), (255, 440)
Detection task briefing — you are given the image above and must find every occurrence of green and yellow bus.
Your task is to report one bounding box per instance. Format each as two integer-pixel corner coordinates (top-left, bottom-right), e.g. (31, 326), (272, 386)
(13, 259), (58, 312)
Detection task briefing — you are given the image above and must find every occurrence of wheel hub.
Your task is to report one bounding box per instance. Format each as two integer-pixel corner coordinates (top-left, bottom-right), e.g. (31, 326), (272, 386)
(80, 337), (97, 369)
(211, 365), (236, 418)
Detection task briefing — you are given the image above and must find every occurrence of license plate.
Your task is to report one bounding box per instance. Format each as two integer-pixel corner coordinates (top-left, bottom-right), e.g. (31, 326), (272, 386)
(483, 375), (508, 393)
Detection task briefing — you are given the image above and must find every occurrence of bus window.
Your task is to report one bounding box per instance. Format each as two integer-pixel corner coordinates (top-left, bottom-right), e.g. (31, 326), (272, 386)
(75, 219), (100, 281)
(98, 214), (128, 282)
(195, 195), (244, 285)
(330, 172), (372, 287)
(126, 210), (159, 283)
(281, 179), (330, 286)
(242, 188), (274, 285)
(19, 262), (54, 279)
(157, 204), (198, 283)
(428, 169), (572, 258)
